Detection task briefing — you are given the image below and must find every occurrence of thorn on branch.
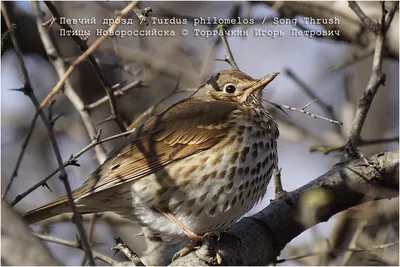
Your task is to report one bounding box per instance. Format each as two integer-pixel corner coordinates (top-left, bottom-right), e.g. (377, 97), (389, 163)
(9, 87), (26, 93)
(42, 182), (52, 192)
(50, 113), (64, 126)
(69, 158), (81, 167)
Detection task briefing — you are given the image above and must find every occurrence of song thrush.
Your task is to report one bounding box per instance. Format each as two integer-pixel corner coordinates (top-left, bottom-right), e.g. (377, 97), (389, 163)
(22, 69), (280, 250)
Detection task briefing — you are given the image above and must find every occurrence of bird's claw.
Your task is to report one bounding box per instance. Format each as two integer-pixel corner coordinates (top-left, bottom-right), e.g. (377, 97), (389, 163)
(171, 231), (222, 262)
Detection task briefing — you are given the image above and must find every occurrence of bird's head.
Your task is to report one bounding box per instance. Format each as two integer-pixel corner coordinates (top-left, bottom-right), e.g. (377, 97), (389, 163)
(194, 70), (279, 104)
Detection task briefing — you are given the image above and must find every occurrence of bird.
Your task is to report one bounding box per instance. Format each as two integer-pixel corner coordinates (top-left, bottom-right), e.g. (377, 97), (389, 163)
(22, 69), (280, 259)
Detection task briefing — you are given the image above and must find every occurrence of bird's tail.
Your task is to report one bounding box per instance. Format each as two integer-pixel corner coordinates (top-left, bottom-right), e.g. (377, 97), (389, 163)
(21, 195), (95, 225)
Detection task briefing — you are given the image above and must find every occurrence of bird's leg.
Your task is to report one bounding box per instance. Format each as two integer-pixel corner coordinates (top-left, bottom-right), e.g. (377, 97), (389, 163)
(158, 210), (202, 242)
(273, 167), (287, 199)
(157, 209), (221, 261)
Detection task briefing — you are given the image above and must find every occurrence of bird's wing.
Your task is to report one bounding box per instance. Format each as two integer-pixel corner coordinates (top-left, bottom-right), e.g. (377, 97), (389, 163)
(73, 98), (239, 198)
(21, 98), (240, 224)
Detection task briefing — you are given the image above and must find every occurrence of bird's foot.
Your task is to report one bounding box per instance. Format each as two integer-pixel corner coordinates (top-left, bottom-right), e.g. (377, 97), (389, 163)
(171, 231), (222, 262)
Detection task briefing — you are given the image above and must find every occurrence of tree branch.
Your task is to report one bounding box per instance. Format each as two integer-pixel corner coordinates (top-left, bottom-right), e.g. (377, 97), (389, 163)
(10, 128), (136, 207)
(348, 1), (381, 33)
(263, 1), (399, 59)
(33, 1), (108, 163)
(170, 150), (399, 265)
(310, 136), (399, 154)
(42, 1), (135, 133)
(284, 68), (343, 136)
(1, 202), (59, 265)
(217, 24), (239, 70)
(3, 2), (95, 264)
(343, 1), (397, 159)
(33, 233), (135, 266)
(38, 2), (138, 127)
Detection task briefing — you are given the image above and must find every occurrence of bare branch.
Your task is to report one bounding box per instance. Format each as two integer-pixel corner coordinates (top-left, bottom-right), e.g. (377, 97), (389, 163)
(43, 1), (137, 133)
(310, 136), (399, 155)
(85, 80), (142, 110)
(263, 1), (398, 59)
(278, 241), (399, 263)
(38, 2), (139, 131)
(348, 1), (380, 33)
(329, 45), (375, 72)
(263, 99), (343, 125)
(217, 24), (239, 70)
(3, 2), (95, 264)
(284, 68), (342, 135)
(2, 111), (40, 199)
(33, 233), (135, 266)
(343, 1), (397, 159)
(10, 128), (136, 207)
(340, 219), (368, 265)
(34, 1), (108, 163)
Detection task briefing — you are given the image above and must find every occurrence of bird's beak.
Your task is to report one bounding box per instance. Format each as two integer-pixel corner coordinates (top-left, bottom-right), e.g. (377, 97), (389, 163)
(241, 72), (279, 102)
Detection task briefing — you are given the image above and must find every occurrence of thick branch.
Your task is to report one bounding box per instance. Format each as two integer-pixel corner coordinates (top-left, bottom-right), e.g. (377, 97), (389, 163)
(1, 202), (58, 265)
(170, 150), (399, 266)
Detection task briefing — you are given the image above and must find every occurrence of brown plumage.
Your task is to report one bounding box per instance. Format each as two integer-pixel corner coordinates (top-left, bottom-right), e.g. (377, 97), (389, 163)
(22, 70), (280, 247)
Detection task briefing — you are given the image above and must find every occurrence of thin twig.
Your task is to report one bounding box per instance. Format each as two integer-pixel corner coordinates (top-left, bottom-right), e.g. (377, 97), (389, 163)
(343, 1), (397, 159)
(33, 233), (131, 266)
(278, 241), (399, 263)
(81, 214), (100, 265)
(217, 24), (239, 70)
(340, 219), (368, 265)
(284, 68), (342, 135)
(10, 128), (136, 207)
(38, 2), (139, 132)
(2, 111), (40, 199)
(85, 80), (142, 110)
(263, 99), (343, 125)
(329, 45), (375, 72)
(34, 1), (107, 163)
(310, 136), (399, 154)
(4, 2), (94, 264)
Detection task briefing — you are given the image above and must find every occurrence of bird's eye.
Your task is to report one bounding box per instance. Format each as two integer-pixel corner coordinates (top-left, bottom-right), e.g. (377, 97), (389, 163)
(224, 84), (236, 94)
